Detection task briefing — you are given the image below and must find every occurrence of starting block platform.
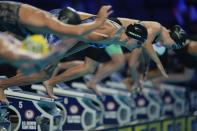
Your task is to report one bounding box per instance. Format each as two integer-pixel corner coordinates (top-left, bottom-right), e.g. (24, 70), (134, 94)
(96, 115), (197, 131)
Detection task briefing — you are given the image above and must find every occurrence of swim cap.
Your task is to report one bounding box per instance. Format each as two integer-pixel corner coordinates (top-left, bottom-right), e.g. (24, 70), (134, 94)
(46, 7), (82, 44)
(21, 35), (49, 55)
(169, 25), (187, 49)
(58, 7), (82, 25)
(125, 23), (148, 43)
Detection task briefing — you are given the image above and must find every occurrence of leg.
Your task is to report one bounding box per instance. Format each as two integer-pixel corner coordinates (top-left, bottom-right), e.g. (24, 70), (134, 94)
(87, 54), (125, 88)
(51, 61), (84, 78)
(43, 57), (98, 94)
(58, 61), (84, 70)
(0, 70), (47, 102)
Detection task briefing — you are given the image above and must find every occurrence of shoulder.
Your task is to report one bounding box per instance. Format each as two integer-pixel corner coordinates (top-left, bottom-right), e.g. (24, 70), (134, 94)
(143, 21), (161, 31)
(150, 21), (161, 28)
(146, 21), (161, 27)
(143, 21), (162, 37)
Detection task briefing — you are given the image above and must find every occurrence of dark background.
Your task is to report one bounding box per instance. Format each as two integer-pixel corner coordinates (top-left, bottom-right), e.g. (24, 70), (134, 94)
(6, 0), (197, 35)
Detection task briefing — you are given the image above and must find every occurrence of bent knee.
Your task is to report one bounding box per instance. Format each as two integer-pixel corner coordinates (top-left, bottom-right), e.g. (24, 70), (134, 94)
(84, 64), (97, 74)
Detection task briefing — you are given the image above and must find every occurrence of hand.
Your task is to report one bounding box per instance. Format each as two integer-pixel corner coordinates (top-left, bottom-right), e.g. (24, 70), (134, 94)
(96, 5), (113, 25)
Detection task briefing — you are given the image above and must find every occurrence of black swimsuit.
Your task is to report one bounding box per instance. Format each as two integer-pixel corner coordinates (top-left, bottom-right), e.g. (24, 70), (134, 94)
(0, 1), (28, 38)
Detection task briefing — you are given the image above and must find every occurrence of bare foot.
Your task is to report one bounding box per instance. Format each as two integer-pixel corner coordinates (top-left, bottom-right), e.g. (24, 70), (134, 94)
(86, 81), (102, 96)
(0, 88), (9, 104)
(123, 80), (133, 92)
(43, 81), (58, 99)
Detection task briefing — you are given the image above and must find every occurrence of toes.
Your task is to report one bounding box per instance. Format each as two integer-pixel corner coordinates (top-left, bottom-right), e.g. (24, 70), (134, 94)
(49, 94), (58, 99)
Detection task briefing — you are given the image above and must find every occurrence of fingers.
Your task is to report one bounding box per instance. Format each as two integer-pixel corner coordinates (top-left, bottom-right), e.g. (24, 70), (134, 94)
(108, 10), (114, 16)
(104, 5), (112, 17)
(102, 5), (112, 12)
(98, 5), (113, 19)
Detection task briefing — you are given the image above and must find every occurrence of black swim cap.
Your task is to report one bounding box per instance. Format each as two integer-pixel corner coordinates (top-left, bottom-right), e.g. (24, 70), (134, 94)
(169, 25), (187, 48)
(58, 7), (82, 25)
(125, 23), (148, 43)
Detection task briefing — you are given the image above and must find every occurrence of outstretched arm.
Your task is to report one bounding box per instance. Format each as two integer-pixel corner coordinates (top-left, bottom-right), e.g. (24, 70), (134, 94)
(142, 23), (168, 78)
(19, 4), (112, 38)
(117, 18), (139, 27)
(0, 38), (48, 75)
(143, 41), (168, 78)
(78, 11), (96, 20)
